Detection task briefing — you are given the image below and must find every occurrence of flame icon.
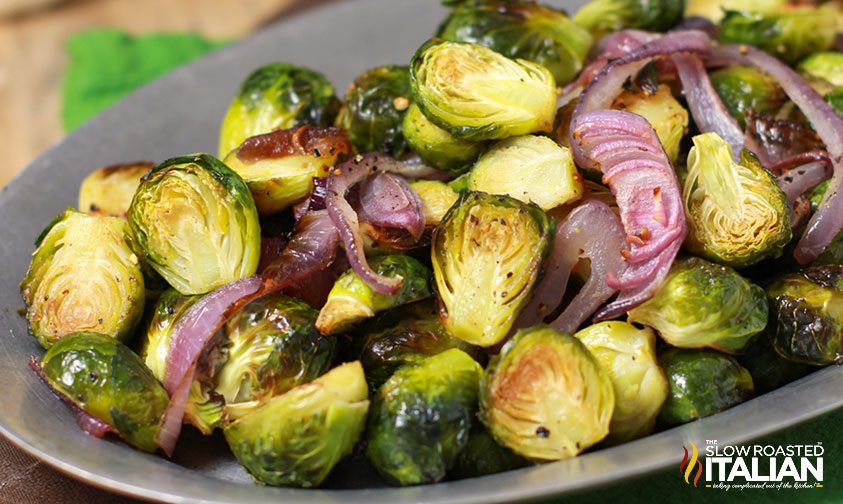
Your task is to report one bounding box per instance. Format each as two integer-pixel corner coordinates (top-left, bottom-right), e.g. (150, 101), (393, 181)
(679, 441), (703, 487)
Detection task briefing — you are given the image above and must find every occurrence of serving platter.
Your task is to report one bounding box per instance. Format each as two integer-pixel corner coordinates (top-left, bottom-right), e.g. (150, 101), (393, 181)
(1, 0), (842, 502)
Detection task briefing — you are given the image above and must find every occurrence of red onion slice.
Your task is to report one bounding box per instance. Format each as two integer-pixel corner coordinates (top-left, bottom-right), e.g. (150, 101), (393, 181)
(777, 161), (832, 205)
(356, 172), (425, 242)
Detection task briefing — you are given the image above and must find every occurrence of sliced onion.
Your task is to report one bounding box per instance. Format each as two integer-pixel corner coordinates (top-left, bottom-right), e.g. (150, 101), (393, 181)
(356, 172), (425, 242)
(777, 161), (832, 205)
(262, 210), (340, 292)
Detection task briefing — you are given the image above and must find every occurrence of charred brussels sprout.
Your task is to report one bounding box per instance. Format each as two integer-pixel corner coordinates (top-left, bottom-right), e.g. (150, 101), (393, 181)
(451, 426), (529, 479)
(574, 322), (668, 443)
(21, 209), (145, 349)
(611, 85), (689, 163)
(437, 0), (592, 86)
(218, 62), (340, 157)
(366, 348), (482, 485)
(224, 362), (369, 487)
(78, 162), (152, 217)
(402, 103), (483, 174)
(39, 332), (169, 452)
(410, 40), (557, 141)
(316, 255), (432, 335)
(432, 192), (553, 347)
(409, 180), (459, 226)
(481, 326), (614, 461)
(128, 154), (261, 295)
(683, 133), (791, 268)
(467, 135), (583, 211)
(766, 264), (843, 366)
(337, 65), (412, 156)
(628, 257), (767, 353)
(738, 335), (812, 394)
(799, 52), (843, 88)
(710, 66), (786, 128)
(573, 0), (684, 38)
(658, 348), (754, 426)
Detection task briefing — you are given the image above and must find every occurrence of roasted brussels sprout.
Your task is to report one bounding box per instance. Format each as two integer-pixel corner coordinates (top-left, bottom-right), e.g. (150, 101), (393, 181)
(21, 208), (145, 349)
(709, 66), (785, 128)
(799, 52), (843, 88)
(366, 348), (482, 485)
(467, 135), (583, 211)
(574, 322), (668, 443)
(628, 257), (767, 353)
(128, 154), (261, 295)
(218, 62), (340, 157)
(437, 0), (592, 86)
(738, 334), (812, 394)
(78, 162), (152, 217)
(825, 88), (843, 118)
(432, 192), (553, 347)
(409, 180), (459, 226)
(658, 348), (754, 427)
(410, 40), (556, 141)
(451, 426), (529, 479)
(481, 326), (614, 461)
(683, 133), (791, 268)
(611, 85), (689, 163)
(573, 0), (684, 38)
(224, 362), (369, 487)
(766, 264), (843, 366)
(337, 65), (412, 156)
(39, 332), (169, 452)
(719, 7), (839, 65)
(402, 103), (483, 174)
(316, 255), (432, 335)
(684, 0), (785, 22)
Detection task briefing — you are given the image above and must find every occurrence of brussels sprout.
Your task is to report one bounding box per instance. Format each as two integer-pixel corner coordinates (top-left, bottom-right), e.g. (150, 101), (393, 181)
(337, 65), (412, 156)
(709, 66), (785, 128)
(224, 362), (369, 487)
(684, 0), (785, 22)
(719, 7), (839, 65)
(611, 85), (689, 163)
(218, 62), (340, 157)
(658, 348), (754, 426)
(409, 180), (459, 226)
(78, 162), (152, 217)
(738, 334), (812, 394)
(366, 348), (481, 485)
(451, 426), (530, 479)
(39, 332), (169, 452)
(683, 133), (791, 268)
(437, 1), (592, 86)
(448, 172), (471, 193)
(826, 87), (843, 118)
(480, 326), (614, 461)
(574, 322), (668, 443)
(467, 135), (583, 211)
(128, 154), (261, 295)
(800, 52), (843, 88)
(218, 294), (338, 421)
(358, 300), (483, 390)
(402, 103), (483, 174)
(21, 209), (145, 349)
(432, 192), (553, 347)
(766, 264), (843, 366)
(316, 255), (432, 335)
(410, 40), (557, 141)
(573, 0), (684, 38)
(628, 257), (767, 353)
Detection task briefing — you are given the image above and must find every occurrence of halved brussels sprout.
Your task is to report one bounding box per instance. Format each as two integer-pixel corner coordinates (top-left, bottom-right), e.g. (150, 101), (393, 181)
(140, 288), (201, 382)
(628, 257), (767, 354)
(218, 62), (340, 157)
(611, 85), (689, 163)
(437, 0), (592, 86)
(78, 162), (152, 217)
(683, 133), (791, 268)
(337, 65), (412, 156)
(451, 426), (530, 480)
(799, 52), (843, 88)
(223, 126), (352, 215)
(710, 66), (786, 128)
(402, 103), (483, 174)
(658, 348), (754, 427)
(224, 362), (369, 487)
(366, 348), (482, 485)
(573, 0), (684, 38)
(128, 154), (261, 295)
(410, 40), (557, 141)
(21, 208), (145, 349)
(480, 326), (614, 461)
(39, 332), (169, 452)
(467, 135), (583, 211)
(432, 191), (553, 347)
(574, 322), (668, 443)
(316, 255), (432, 335)
(409, 180), (459, 226)
(738, 334), (812, 394)
(766, 264), (843, 366)
(219, 294), (338, 420)
(684, 0), (785, 22)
